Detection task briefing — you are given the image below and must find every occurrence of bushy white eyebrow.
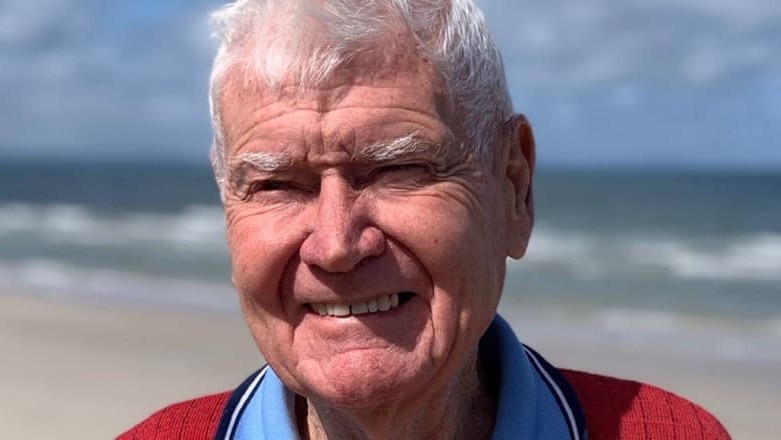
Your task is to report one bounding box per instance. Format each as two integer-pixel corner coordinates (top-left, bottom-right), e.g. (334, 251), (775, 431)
(235, 151), (294, 172)
(227, 151), (294, 191)
(228, 134), (442, 188)
(359, 133), (440, 162)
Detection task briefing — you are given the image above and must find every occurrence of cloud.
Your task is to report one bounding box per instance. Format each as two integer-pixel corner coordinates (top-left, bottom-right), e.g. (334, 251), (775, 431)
(475, 0), (781, 168)
(0, 0), (217, 160)
(479, 0), (781, 89)
(0, 0), (779, 168)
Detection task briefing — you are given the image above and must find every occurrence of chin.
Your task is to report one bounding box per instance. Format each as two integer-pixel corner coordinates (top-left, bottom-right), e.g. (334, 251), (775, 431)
(298, 349), (436, 409)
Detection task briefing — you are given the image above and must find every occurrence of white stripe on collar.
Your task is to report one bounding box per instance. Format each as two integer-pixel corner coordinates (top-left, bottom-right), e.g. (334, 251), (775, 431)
(223, 365), (268, 440)
(523, 346), (582, 440)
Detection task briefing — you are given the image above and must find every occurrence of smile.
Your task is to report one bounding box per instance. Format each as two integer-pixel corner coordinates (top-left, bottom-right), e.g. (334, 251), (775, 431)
(309, 292), (414, 317)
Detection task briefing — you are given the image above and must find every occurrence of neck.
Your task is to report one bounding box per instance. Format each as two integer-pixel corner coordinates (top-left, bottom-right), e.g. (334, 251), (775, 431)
(297, 349), (496, 440)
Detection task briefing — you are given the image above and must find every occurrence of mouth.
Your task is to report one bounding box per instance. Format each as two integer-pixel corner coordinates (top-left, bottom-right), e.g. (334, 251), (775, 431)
(309, 291), (416, 317)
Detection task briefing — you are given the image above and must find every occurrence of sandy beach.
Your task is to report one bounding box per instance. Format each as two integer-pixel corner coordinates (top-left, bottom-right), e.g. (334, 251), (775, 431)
(1, 292), (777, 439)
(1, 293), (260, 439)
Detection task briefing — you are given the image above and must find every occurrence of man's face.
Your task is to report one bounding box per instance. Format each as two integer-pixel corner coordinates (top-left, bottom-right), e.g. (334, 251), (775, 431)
(220, 45), (530, 408)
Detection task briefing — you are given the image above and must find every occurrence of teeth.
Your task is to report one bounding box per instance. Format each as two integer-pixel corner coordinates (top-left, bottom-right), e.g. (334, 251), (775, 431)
(310, 293), (404, 318)
(377, 295), (390, 312)
(332, 304), (350, 317)
(351, 303), (369, 315)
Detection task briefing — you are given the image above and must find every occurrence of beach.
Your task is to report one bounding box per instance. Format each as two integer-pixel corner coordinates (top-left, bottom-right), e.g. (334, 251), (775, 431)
(0, 293), (258, 439)
(1, 167), (779, 438)
(2, 292), (777, 439)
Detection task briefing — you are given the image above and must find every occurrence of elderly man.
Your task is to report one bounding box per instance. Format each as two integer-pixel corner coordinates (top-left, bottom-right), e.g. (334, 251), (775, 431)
(121, 1), (729, 439)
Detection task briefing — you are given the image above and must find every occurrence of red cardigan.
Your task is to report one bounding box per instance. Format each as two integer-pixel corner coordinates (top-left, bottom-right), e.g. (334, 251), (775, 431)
(118, 369), (730, 439)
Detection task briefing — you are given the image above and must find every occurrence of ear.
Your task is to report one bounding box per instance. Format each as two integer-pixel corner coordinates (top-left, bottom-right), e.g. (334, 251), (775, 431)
(504, 114), (535, 259)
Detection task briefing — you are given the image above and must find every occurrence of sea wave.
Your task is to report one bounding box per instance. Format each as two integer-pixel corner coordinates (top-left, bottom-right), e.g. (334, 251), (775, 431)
(2, 203), (779, 283)
(502, 307), (781, 364)
(0, 202), (227, 252)
(518, 226), (781, 282)
(629, 234), (781, 281)
(0, 258), (236, 310)
(594, 308), (781, 363)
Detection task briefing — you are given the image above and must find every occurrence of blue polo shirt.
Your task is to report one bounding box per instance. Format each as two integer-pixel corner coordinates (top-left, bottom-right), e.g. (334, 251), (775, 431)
(215, 315), (587, 440)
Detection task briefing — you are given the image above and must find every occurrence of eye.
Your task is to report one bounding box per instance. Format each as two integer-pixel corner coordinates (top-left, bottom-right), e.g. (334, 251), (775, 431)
(241, 179), (308, 202)
(384, 164), (420, 172)
(358, 163), (436, 189)
(376, 163), (431, 177)
(250, 180), (292, 192)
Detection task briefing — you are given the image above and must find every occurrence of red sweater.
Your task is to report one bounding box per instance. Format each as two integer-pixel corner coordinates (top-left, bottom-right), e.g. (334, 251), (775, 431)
(119, 369), (730, 439)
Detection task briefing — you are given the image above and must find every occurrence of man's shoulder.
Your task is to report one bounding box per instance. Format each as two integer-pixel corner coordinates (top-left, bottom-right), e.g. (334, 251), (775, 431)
(117, 391), (231, 440)
(560, 369), (730, 440)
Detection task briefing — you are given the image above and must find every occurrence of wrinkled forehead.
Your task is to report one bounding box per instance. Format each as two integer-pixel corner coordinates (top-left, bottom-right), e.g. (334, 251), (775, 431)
(221, 29), (449, 102)
(217, 36), (460, 144)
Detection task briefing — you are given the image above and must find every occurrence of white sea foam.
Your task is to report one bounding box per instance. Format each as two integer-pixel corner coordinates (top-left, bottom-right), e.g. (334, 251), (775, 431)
(0, 203), (227, 253)
(516, 226), (781, 282)
(592, 308), (781, 363)
(502, 306), (781, 364)
(638, 234), (781, 281)
(598, 308), (683, 334)
(0, 258), (236, 310)
(521, 228), (603, 277)
(772, 318), (781, 338)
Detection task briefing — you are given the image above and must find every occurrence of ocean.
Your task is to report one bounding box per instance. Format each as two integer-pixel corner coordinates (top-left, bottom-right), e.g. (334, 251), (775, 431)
(2, 162), (780, 363)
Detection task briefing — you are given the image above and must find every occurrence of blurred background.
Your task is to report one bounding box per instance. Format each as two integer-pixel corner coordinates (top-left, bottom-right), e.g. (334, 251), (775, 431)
(1, 0), (779, 438)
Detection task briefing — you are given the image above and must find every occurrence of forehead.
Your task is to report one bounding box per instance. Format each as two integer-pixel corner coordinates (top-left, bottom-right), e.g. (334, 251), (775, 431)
(218, 40), (459, 160)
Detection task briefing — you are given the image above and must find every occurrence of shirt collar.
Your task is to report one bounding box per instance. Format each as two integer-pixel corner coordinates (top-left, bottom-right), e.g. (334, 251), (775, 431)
(485, 315), (587, 440)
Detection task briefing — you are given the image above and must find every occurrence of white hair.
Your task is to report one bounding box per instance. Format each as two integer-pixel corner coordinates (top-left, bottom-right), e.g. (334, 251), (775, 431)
(208, 0), (513, 198)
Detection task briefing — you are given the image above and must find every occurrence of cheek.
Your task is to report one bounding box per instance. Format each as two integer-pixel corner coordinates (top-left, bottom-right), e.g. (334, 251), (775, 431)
(226, 207), (301, 309)
(392, 192), (507, 316)
(374, 193), (503, 295)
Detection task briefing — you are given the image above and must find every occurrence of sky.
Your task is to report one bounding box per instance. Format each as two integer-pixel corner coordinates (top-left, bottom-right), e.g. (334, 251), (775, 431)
(1, 0), (779, 170)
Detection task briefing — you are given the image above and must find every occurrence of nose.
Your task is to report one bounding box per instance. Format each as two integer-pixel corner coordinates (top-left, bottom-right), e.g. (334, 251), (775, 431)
(299, 175), (385, 272)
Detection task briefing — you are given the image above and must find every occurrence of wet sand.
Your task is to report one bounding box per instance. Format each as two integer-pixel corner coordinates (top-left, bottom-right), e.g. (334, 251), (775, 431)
(1, 293), (775, 439)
